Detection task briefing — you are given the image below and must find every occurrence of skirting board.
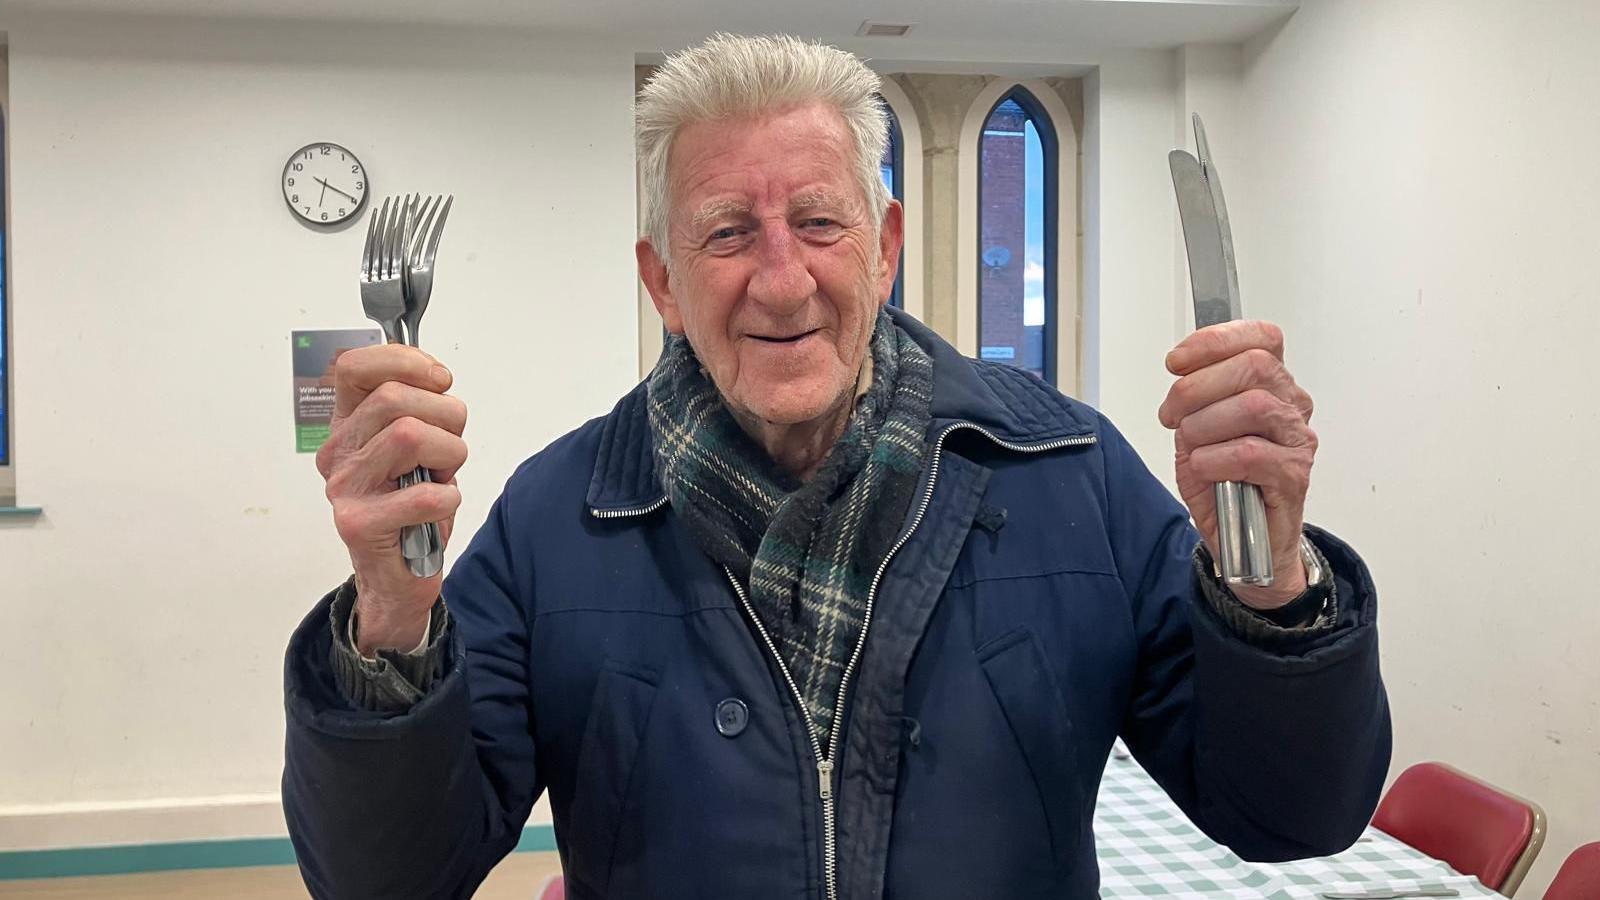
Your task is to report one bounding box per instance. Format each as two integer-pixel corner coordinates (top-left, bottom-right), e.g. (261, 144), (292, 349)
(0, 794), (290, 852)
(0, 795), (557, 880)
(0, 827), (557, 880)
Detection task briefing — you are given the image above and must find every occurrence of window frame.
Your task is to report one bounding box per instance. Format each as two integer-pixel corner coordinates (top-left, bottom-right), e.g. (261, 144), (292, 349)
(957, 78), (1080, 397)
(879, 96), (906, 311)
(974, 88), (1059, 386)
(875, 77), (924, 323)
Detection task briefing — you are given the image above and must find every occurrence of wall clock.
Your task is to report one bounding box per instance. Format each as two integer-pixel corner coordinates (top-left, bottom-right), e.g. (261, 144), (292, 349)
(282, 142), (367, 226)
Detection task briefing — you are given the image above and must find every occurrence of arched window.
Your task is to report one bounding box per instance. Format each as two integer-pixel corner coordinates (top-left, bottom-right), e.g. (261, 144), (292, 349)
(877, 95), (906, 310)
(976, 89), (1057, 384)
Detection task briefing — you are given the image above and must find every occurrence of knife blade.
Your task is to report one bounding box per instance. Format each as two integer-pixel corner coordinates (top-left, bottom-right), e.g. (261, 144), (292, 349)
(1169, 113), (1274, 586)
(1191, 113), (1243, 322)
(1169, 149), (1233, 328)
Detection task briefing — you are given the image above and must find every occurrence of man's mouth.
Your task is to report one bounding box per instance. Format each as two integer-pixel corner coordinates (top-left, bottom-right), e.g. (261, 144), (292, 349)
(750, 328), (820, 344)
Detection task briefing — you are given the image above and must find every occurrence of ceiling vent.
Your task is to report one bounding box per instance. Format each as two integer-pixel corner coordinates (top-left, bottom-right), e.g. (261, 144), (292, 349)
(856, 21), (914, 37)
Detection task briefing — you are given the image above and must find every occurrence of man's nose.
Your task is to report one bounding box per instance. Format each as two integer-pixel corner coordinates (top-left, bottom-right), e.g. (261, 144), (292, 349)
(746, 223), (817, 313)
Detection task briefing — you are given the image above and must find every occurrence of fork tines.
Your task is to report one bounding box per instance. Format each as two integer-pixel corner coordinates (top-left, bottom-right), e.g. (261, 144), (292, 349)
(407, 194), (453, 267)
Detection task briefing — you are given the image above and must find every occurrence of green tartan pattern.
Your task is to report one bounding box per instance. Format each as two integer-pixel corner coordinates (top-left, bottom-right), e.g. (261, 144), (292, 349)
(648, 310), (933, 746)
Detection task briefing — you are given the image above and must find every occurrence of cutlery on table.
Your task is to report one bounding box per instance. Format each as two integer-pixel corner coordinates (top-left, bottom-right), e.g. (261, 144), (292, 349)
(1319, 888), (1461, 899)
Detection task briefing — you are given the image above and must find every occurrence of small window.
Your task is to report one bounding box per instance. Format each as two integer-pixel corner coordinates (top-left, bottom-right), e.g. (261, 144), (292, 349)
(977, 91), (1057, 384)
(877, 95), (906, 310)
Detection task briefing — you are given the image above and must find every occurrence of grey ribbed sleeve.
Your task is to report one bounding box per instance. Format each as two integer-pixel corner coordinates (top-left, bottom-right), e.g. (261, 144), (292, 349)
(1193, 533), (1337, 646)
(326, 577), (451, 713)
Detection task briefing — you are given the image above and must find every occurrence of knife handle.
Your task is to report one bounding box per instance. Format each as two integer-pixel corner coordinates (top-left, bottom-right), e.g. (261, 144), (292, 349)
(1214, 481), (1274, 586)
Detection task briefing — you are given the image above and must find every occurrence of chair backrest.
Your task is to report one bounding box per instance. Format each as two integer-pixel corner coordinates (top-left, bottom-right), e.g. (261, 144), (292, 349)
(1372, 762), (1546, 896)
(536, 875), (565, 900)
(1544, 842), (1600, 900)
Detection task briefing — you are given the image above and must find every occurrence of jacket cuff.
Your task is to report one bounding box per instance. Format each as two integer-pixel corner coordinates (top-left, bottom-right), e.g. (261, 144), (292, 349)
(1193, 532), (1338, 648)
(327, 577), (451, 714)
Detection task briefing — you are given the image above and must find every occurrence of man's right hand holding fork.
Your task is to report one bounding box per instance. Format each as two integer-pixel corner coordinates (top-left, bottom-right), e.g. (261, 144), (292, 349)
(315, 345), (469, 657)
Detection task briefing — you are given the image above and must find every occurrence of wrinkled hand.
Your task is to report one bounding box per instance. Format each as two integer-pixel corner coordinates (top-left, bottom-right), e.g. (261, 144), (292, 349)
(315, 345), (468, 653)
(1158, 321), (1316, 610)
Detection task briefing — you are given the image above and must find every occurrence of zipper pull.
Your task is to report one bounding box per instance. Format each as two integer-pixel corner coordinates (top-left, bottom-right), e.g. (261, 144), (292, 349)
(817, 759), (834, 801)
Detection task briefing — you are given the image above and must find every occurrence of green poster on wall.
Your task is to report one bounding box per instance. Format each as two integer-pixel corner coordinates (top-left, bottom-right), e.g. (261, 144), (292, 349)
(292, 328), (383, 453)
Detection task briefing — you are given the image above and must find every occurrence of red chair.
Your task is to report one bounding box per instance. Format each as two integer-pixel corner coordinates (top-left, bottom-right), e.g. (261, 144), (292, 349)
(1544, 842), (1600, 900)
(536, 874), (565, 900)
(1372, 762), (1546, 896)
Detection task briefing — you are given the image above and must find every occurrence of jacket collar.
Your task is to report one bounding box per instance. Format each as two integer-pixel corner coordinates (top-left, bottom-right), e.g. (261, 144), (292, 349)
(586, 306), (1099, 516)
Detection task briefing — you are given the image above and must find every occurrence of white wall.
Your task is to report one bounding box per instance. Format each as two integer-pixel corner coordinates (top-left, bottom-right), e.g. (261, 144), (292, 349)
(0, 13), (639, 846)
(1082, 49), (1186, 470)
(1226, 0), (1600, 893)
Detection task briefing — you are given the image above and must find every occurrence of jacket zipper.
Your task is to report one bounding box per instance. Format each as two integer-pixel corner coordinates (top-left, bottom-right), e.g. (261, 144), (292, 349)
(718, 423), (1096, 900)
(590, 496), (669, 519)
(592, 422), (1098, 900)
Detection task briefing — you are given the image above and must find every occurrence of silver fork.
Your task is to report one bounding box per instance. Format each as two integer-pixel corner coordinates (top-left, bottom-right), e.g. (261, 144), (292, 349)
(404, 194), (452, 348)
(359, 197), (405, 343)
(392, 194), (453, 578)
(360, 195), (443, 578)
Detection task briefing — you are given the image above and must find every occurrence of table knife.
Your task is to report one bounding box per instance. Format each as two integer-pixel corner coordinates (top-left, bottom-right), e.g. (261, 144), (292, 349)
(1169, 113), (1274, 586)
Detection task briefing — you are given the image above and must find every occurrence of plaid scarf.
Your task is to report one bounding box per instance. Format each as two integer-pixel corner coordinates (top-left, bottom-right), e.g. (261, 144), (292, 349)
(648, 310), (933, 747)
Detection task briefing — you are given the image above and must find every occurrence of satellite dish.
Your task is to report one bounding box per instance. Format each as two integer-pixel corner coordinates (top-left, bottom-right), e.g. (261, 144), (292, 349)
(982, 246), (1012, 269)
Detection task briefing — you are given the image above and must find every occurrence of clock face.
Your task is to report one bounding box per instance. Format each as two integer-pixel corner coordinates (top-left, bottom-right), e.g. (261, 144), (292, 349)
(282, 143), (367, 226)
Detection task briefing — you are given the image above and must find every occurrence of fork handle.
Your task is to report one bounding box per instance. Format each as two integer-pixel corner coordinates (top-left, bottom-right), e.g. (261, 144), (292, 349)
(400, 466), (444, 578)
(395, 317), (443, 578)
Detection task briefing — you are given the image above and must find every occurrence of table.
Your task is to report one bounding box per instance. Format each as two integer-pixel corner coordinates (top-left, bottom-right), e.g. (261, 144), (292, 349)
(1095, 750), (1502, 898)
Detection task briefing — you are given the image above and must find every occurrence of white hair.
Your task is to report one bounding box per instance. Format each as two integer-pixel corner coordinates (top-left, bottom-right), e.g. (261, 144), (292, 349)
(635, 33), (892, 261)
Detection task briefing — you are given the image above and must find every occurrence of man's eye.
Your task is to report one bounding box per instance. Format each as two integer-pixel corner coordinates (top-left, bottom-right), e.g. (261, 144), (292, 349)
(801, 218), (836, 229)
(709, 227), (742, 241)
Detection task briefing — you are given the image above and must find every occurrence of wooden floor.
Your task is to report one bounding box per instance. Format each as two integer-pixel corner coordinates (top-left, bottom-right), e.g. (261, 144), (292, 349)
(0, 851), (562, 899)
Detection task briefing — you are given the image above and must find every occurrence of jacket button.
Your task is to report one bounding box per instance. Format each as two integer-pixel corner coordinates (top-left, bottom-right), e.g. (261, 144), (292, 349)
(715, 698), (749, 737)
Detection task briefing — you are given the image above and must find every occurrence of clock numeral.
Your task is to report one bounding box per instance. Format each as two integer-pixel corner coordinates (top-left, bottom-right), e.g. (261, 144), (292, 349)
(338, 208), (347, 216)
(354, 181), (364, 190)
(292, 162), (304, 172)
(303, 151), (312, 160)
(351, 165), (360, 174)
(291, 194), (299, 203)
(320, 145), (331, 156)
(286, 177), (295, 187)
(304, 206), (311, 214)
(321, 212), (329, 221)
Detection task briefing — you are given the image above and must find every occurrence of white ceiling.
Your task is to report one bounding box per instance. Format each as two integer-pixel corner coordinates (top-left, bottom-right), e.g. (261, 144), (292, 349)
(0, 0), (1298, 63)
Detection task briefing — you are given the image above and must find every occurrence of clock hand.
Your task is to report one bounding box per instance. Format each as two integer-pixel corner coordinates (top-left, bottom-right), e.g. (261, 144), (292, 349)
(318, 180), (327, 207)
(314, 177), (360, 204)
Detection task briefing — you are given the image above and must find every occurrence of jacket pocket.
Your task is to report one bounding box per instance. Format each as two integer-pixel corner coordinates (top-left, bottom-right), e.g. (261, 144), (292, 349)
(976, 626), (1083, 864)
(566, 660), (660, 897)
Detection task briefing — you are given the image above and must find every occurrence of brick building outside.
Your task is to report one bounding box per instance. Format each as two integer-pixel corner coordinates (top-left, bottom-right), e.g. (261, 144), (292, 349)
(978, 96), (1047, 381)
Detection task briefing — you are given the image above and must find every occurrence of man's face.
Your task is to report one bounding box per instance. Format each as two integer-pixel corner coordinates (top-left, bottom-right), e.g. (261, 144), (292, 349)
(638, 102), (903, 426)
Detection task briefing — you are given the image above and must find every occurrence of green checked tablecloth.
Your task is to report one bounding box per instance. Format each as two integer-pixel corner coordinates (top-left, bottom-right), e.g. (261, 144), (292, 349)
(1095, 751), (1502, 898)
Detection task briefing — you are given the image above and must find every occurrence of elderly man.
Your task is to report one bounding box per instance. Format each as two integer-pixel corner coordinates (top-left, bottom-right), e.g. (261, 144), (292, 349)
(283, 33), (1389, 900)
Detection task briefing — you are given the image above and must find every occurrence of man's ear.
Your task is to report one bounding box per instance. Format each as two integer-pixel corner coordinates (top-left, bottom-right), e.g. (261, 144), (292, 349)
(876, 200), (905, 304)
(637, 238), (685, 335)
